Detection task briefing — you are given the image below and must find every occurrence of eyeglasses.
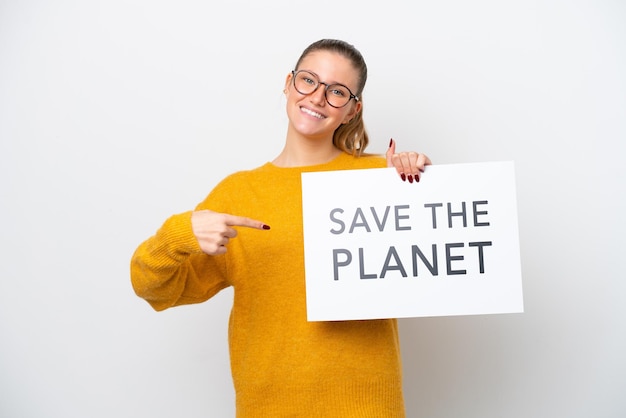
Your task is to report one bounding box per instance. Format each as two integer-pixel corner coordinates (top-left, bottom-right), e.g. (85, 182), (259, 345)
(291, 70), (359, 108)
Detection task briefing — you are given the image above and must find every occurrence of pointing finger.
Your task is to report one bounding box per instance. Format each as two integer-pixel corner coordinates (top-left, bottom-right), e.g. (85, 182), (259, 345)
(223, 214), (271, 230)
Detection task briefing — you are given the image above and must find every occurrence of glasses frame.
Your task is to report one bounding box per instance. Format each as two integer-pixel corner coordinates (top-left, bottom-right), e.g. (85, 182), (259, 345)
(291, 70), (359, 108)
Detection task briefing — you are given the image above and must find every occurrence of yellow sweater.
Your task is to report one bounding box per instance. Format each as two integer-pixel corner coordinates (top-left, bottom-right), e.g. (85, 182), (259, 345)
(131, 152), (406, 417)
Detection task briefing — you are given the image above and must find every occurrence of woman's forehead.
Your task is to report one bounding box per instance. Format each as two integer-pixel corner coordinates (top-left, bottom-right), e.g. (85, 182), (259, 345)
(297, 51), (359, 86)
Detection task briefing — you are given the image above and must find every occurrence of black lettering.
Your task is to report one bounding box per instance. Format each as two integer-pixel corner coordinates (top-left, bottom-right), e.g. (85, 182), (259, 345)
(447, 202), (467, 228)
(394, 205), (411, 231)
(446, 242), (466, 275)
(370, 206), (391, 232)
(332, 249), (351, 280)
(469, 241), (492, 273)
(359, 248), (377, 279)
(472, 201), (490, 227)
(380, 246), (408, 278)
(411, 244), (439, 276)
(329, 208), (345, 234)
(349, 208), (371, 233)
(424, 203), (443, 229)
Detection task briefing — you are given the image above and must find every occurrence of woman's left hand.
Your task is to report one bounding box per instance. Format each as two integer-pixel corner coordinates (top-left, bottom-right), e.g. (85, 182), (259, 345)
(386, 138), (432, 183)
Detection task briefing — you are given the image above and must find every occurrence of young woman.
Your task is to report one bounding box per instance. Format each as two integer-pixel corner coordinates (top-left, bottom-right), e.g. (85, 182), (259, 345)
(131, 39), (431, 417)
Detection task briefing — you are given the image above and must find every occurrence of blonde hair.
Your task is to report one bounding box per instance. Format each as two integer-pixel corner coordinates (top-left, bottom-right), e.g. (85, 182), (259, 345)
(294, 39), (369, 156)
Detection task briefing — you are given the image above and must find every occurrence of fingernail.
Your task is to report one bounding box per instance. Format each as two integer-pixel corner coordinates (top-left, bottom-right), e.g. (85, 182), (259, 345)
(389, 138), (393, 148)
(408, 174), (414, 183)
(400, 173), (406, 182)
(263, 224), (271, 230)
(415, 175), (420, 183)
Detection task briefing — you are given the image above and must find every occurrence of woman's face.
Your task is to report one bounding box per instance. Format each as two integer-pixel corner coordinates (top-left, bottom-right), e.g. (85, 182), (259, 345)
(284, 50), (361, 141)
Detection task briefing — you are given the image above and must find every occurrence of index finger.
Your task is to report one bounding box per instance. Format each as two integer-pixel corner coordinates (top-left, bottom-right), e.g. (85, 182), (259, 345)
(385, 138), (396, 167)
(223, 214), (270, 230)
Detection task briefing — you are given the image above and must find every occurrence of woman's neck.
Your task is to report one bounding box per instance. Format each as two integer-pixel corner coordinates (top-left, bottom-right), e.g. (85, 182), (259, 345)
(272, 129), (341, 167)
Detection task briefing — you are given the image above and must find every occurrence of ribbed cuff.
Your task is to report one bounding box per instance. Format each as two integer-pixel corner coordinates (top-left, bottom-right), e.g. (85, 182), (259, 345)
(235, 377), (405, 418)
(159, 211), (202, 259)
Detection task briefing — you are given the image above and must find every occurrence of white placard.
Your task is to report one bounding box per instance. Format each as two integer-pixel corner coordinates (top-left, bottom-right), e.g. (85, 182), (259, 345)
(301, 161), (523, 321)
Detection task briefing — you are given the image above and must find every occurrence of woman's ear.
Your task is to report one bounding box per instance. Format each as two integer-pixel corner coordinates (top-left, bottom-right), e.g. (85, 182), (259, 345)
(343, 101), (362, 124)
(283, 73), (293, 95)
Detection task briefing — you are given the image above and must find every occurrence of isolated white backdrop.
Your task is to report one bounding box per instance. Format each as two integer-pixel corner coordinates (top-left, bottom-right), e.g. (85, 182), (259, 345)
(1, 1), (624, 417)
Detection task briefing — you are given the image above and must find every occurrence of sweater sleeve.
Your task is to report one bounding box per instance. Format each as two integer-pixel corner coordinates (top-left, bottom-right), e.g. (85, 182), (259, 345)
(130, 210), (229, 311)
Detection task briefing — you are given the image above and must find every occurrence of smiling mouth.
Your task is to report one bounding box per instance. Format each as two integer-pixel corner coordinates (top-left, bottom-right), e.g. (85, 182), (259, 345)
(300, 106), (326, 119)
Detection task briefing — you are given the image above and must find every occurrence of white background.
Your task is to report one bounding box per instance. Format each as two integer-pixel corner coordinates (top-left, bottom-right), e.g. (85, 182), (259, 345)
(1, 1), (624, 417)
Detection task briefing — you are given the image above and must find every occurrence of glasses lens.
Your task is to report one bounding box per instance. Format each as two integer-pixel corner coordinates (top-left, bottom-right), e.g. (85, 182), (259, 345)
(294, 71), (318, 95)
(325, 84), (351, 108)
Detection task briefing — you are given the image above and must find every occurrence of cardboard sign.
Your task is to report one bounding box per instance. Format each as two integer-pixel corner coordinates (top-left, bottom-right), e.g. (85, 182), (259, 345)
(301, 161), (523, 321)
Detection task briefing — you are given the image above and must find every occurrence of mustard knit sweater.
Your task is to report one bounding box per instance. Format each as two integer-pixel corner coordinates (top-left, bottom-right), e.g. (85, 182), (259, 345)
(131, 152), (406, 417)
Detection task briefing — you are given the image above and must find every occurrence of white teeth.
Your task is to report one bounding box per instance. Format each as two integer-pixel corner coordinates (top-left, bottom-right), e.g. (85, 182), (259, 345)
(301, 107), (325, 119)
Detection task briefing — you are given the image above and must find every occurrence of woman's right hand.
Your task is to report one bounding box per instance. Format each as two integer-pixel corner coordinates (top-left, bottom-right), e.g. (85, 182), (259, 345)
(191, 210), (270, 255)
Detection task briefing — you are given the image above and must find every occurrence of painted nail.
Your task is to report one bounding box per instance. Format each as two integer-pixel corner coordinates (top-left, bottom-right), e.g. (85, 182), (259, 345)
(401, 173), (406, 181)
(263, 224), (271, 230)
(415, 175), (420, 183)
(389, 138), (393, 148)
(408, 174), (414, 183)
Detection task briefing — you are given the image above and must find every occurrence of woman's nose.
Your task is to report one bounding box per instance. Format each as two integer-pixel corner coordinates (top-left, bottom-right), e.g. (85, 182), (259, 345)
(309, 84), (327, 106)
